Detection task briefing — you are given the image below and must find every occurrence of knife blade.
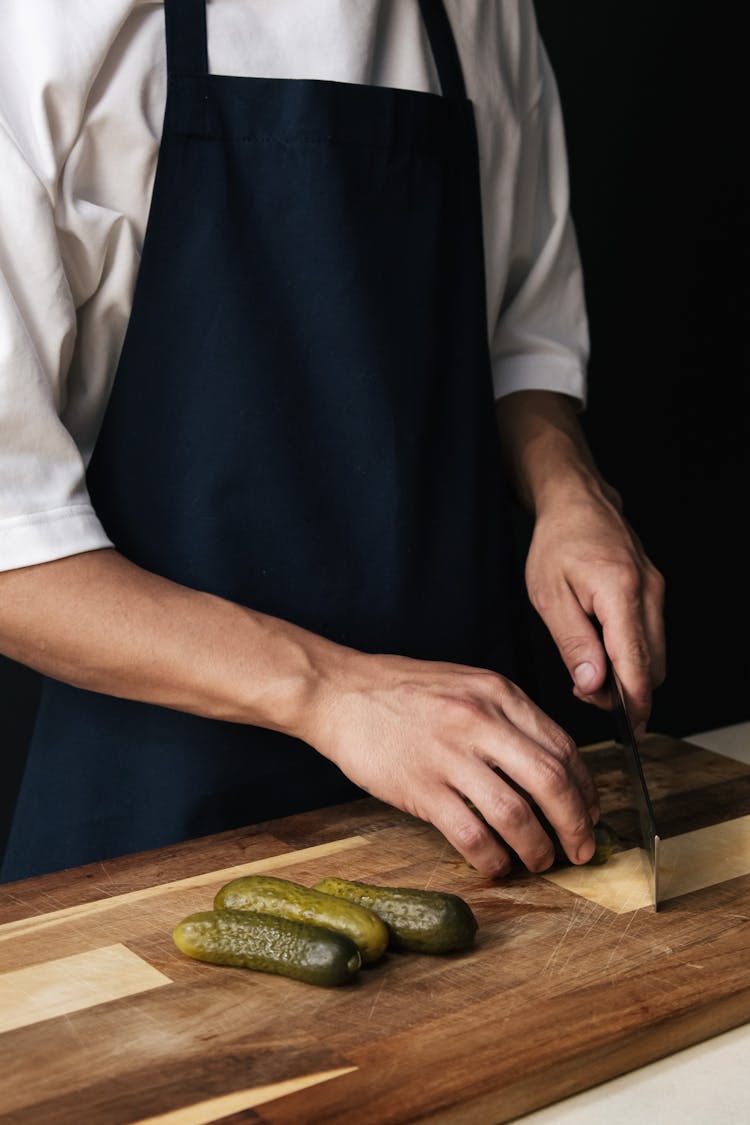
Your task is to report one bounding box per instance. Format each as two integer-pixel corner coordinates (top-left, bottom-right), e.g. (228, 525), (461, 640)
(607, 660), (662, 910)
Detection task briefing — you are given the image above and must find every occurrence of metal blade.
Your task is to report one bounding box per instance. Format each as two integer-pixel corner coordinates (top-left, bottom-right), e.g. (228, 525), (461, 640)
(607, 661), (661, 910)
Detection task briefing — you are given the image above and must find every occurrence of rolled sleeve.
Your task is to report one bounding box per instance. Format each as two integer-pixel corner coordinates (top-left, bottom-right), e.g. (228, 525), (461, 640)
(491, 351), (585, 405)
(0, 120), (113, 573)
(490, 29), (590, 409)
(0, 506), (113, 572)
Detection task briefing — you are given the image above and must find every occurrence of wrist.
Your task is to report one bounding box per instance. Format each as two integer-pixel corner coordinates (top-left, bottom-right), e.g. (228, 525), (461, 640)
(231, 609), (357, 745)
(495, 390), (611, 518)
(531, 455), (605, 519)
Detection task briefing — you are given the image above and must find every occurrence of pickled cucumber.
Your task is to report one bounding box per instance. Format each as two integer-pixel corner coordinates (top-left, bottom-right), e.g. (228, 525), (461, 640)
(173, 908), (361, 986)
(312, 878), (477, 954)
(551, 819), (620, 867)
(214, 874), (389, 964)
(587, 819), (619, 865)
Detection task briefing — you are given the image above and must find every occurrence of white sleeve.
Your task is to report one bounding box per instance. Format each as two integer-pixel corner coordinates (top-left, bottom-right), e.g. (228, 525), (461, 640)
(490, 23), (590, 407)
(0, 118), (113, 573)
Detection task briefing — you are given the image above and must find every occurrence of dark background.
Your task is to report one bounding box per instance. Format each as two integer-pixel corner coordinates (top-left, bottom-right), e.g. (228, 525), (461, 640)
(1, 2), (746, 858)
(513, 1), (746, 747)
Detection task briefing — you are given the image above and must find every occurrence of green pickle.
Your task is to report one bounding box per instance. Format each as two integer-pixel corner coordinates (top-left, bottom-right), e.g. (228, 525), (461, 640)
(588, 819), (619, 865)
(214, 874), (389, 964)
(312, 877), (478, 954)
(551, 819), (620, 867)
(173, 908), (361, 987)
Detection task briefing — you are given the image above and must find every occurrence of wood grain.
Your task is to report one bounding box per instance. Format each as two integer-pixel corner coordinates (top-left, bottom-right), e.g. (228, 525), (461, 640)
(0, 735), (747, 1125)
(0, 835), (368, 947)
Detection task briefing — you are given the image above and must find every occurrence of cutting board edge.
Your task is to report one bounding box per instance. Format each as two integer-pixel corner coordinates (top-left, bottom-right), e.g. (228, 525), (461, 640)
(409, 987), (750, 1125)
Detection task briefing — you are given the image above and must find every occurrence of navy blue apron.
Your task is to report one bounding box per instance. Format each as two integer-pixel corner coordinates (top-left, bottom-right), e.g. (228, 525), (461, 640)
(1, 0), (515, 881)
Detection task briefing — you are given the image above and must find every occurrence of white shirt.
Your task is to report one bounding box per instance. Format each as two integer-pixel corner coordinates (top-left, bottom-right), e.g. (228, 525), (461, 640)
(0, 0), (589, 572)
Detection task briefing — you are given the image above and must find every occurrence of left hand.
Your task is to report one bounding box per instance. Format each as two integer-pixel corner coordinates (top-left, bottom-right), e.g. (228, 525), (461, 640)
(525, 477), (666, 735)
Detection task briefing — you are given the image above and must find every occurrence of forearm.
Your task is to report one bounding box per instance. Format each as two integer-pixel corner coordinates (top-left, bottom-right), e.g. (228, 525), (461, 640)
(494, 390), (616, 516)
(0, 549), (342, 736)
(0, 545), (601, 878)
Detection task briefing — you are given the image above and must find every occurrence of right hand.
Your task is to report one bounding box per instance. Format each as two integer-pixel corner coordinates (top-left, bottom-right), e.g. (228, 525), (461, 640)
(301, 649), (600, 878)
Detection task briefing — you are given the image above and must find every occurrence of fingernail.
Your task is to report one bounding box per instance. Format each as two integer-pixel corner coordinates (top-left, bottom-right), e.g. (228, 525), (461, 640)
(589, 805), (601, 826)
(634, 722), (646, 742)
(576, 836), (596, 864)
(574, 662), (596, 691)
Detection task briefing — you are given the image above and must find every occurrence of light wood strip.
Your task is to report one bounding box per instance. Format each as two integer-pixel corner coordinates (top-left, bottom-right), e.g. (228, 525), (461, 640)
(0, 943), (171, 1033)
(544, 847), (653, 913)
(579, 738), (617, 754)
(0, 836), (369, 944)
(659, 815), (750, 901)
(129, 1067), (358, 1125)
(544, 814), (750, 912)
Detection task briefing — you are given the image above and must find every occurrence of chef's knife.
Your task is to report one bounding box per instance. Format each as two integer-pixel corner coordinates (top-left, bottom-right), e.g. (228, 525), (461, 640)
(607, 659), (662, 910)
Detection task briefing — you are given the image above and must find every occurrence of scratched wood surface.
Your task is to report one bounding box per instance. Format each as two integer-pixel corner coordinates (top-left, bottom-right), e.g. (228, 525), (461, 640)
(0, 734), (748, 1125)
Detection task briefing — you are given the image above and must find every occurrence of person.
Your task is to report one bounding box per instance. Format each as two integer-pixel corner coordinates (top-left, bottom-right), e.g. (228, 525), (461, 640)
(0, 0), (664, 883)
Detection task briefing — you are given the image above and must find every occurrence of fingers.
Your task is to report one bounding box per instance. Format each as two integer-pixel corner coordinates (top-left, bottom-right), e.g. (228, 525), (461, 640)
(596, 589), (655, 734)
(429, 787), (512, 879)
(540, 559), (665, 735)
(321, 654), (602, 879)
(455, 685), (598, 869)
(642, 560), (667, 689)
(610, 559), (665, 735)
(536, 583), (608, 698)
(459, 776), (556, 873)
(526, 475), (666, 737)
(498, 684), (600, 823)
(617, 520), (667, 690)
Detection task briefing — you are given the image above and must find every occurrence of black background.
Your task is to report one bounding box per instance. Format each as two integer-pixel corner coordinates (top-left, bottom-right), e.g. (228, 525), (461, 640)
(514, 1), (746, 746)
(1, 2), (746, 858)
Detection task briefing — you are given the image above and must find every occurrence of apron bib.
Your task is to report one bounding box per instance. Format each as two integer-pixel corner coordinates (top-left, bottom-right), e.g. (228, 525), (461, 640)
(2, 0), (515, 881)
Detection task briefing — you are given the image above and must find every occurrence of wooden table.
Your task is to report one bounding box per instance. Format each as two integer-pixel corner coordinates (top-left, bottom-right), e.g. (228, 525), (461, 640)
(1, 734), (749, 1125)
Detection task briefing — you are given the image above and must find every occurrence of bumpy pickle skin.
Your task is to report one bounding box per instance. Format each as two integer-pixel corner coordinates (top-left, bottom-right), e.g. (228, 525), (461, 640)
(214, 875), (389, 964)
(311, 878), (478, 954)
(173, 908), (361, 986)
(588, 820), (620, 865)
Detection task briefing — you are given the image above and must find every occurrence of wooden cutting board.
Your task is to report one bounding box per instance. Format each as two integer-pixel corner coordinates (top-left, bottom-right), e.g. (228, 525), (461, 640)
(0, 733), (748, 1125)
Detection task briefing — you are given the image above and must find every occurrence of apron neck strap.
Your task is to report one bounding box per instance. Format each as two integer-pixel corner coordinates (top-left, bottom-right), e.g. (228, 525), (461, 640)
(418, 0), (467, 101)
(164, 0), (209, 77)
(163, 0), (466, 100)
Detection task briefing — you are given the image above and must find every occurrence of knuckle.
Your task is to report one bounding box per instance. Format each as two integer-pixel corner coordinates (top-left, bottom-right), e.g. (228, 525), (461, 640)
(534, 755), (568, 796)
(647, 565), (666, 600)
(625, 636), (651, 669)
(558, 636), (593, 666)
(479, 671), (521, 709)
(529, 582), (556, 617)
(582, 771), (599, 801)
(439, 694), (484, 725)
(488, 670), (516, 699)
(565, 815), (593, 842)
(452, 819), (489, 853)
(622, 558), (644, 587)
(548, 729), (578, 765)
(488, 793), (530, 834)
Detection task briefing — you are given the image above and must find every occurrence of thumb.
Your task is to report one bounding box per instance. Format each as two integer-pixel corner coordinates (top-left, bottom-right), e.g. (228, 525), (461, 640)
(539, 591), (607, 695)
